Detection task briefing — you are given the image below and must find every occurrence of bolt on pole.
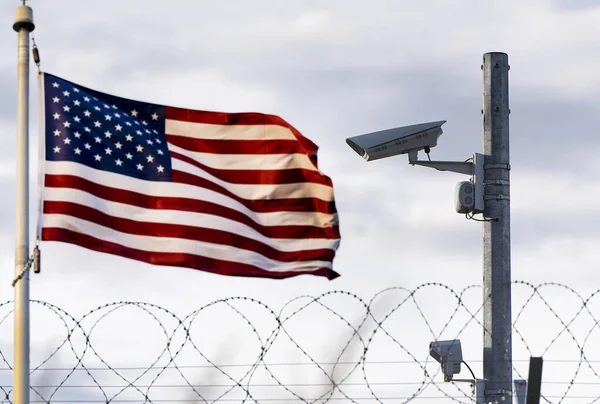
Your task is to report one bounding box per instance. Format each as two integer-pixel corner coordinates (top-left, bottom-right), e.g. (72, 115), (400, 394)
(482, 52), (512, 403)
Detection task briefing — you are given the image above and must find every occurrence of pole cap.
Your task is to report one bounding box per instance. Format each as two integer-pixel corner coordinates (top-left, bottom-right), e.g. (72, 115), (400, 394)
(13, 6), (35, 32)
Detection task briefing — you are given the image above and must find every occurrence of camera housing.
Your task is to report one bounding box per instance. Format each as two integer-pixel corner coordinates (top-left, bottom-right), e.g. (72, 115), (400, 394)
(346, 120), (446, 162)
(429, 339), (463, 382)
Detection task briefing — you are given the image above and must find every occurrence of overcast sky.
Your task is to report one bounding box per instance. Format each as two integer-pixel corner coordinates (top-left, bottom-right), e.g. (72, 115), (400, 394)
(1, 1), (600, 402)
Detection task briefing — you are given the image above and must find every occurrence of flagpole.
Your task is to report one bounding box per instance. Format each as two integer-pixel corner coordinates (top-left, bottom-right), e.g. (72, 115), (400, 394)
(13, 3), (34, 404)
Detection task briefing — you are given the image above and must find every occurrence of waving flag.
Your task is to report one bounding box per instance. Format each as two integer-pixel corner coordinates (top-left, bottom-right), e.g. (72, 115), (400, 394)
(39, 73), (340, 279)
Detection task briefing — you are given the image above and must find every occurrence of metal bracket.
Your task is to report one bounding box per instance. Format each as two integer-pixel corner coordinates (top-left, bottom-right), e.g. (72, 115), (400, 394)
(484, 179), (510, 185)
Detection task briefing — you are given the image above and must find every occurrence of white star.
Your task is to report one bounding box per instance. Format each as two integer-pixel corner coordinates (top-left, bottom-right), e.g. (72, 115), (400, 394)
(84, 143), (92, 150)
(157, 165), (165, 173)
(53, 113), (60, 120)
(125, 153), (133, 160)
(94, 154), (102, 161)
(115, 124), (123, 131)
(146, 139), (153, 145)
(151, 113), (159, 120)
(94, 106), (101, 111)
(136, 145), (144, 152)
(145, 129), (151, 134)
(136, 130), (142, 135)
(73, 88), (80, 93)
(152, 130), (158, 134)
(63, 90), (70, 97)
(53, 130), (61, 137)
(94, 136), (102, 143)
(155, 138), (161, 144)
(73, 116), (81, 123)
(103, 104), (110, 109)
(104, 131), (112, 138)
(115, 159), (123, 166)
(53, 146), (60, 153)
(74, 131), (81, 138)
(74, 148), (81, 155)
(73, 100), (81, 106)
(114, 113), (121, 118)
(52, 97), (60, 103)
(136, 163), (144, 171)
(94, 121), (101, 128)
(105, 147), (112, 155)
(84, 127), (91, 133)
(63, 137), (71, 145)
(142, 120), (148, 126)
(134, 120), (140, 125)
(111, 104), (118, 109)
(131, 110), (138, 117)
(125, 135), (133, 142)
(84, 110), (91, 117)
(146, 155), (154, 163)
(83, 96), (90, 102)
(115, 142), (123, 149)
(104, 114), (112, 121)
(52, 82), (59, 88)
(125, 122), (132, 126)
(157, 149), (164, 155)
(63, 121), (71, 128)
(63, 105), (71, 112)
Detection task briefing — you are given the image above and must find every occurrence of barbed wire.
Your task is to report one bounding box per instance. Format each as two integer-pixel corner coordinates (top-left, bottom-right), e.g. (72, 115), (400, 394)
(0, 281), (598, 403)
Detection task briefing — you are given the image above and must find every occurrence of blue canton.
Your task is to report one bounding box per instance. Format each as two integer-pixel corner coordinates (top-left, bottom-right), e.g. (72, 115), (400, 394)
(44, 73), (172, 181)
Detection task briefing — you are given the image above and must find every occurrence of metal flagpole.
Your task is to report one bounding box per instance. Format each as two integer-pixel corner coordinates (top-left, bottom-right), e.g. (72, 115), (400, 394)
(482, 52), (512, 403)
(13, 2), (34, 404)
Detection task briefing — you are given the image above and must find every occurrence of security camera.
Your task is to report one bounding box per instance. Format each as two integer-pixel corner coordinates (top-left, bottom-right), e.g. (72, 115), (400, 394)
(429, 339), (463, 382)
(346, 120), (446, 162)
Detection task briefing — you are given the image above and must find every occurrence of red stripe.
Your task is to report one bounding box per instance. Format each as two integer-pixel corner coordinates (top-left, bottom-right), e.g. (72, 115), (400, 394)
(171, 170), (338, 217)
(170, 151), (333, 186)
(44, 201), (336, 263)
(165, 135), (306, 155)
(165, 107), (320, 168)
(44, 175), (341, 240)
(42, 228), (340, 280)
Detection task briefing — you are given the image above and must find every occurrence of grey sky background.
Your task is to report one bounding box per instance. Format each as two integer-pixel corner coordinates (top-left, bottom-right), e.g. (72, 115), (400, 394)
(1, 0), (600, 402)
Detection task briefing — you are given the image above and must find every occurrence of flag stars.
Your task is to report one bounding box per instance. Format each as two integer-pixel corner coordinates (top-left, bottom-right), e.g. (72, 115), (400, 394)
(63, 121), (71, 128)
(114, 113), (121, 118)
(115, 159), (123, 166)
(84, 143), (92, 150)
(53, 146), (61, 153)
(125, 135), (133, 142)
(84, 110), (91, 117)
(74, 131), (81, 138)
(104, 114), (112, 121)
(73, 100), (81, 106)
(63, 105), (71, 112)
(125, 153), (133, 160)
(157, 165), (165, 173)
(136, 130), (142, 135)
(63, 90), (70, 97)
(125, 122), (132, 126)
(155, 138), (161, 144)
(94, 106), (101, 111)
(115, 124), (122, 131)
(73, 88), (80, 93)
(103, 104), (110, 109)
(115, 142), (123, 149)
(63, 137), (71, 145)
(52, 82), (59, 88)
(83, 96), (90, 102)
(73, 116), (81, 123)
(52, 97), (60, 103)
(131, 110), (138, 117)
(84, 127), (91, 133)
(94, 154), (102, 161)
(136, 163), (144, 171)
(105, 147), (113, 155)
(94, 121), (101, 128)
(94, 136), (102, 144)
(136, 145), (144, 153)
(53, 130), (61, 137)
(104, 131), (112, 138)
(157, 149), (164, 156)
(53, 113), (60, 120)
(146, 155), (154, 163)
(74, 148), (81, 155)
(142, 120), (148, 126)
(146, 139), (153, 145)
(151, 113), (159, 120)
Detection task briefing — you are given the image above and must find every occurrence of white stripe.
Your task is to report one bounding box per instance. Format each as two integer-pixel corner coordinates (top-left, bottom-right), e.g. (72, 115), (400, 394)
(43, 187), (339, 252)
(42, 214), (333, 272)
(166, 119), (297, 141)
(167, 142), (318, 171)
(172, 159), (334, 202)
(44, 161), (339, 228)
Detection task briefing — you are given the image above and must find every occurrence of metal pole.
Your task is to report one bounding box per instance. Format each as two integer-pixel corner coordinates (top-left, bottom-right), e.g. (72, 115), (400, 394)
(482, 52), (512, 403)
(13, 4), (34, 404)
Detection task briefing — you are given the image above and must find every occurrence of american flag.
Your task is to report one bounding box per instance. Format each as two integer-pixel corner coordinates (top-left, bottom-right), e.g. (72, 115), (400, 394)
(39, 73), (340, 280)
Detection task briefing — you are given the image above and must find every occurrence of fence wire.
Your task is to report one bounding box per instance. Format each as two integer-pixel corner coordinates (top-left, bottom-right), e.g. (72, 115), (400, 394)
(0, 281), (598, 403)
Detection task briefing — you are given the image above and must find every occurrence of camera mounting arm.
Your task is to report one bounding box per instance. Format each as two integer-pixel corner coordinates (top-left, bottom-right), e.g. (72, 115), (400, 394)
(408, 150), (485, 213)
